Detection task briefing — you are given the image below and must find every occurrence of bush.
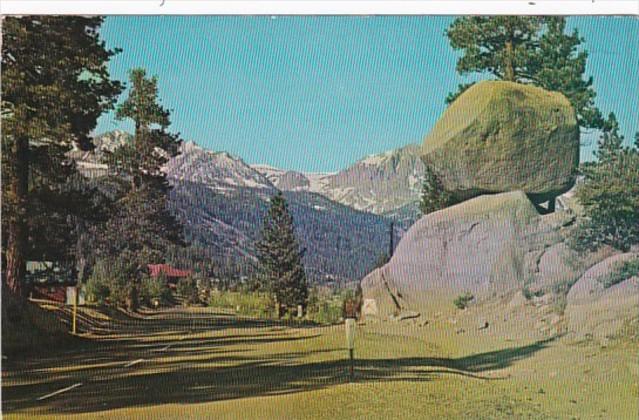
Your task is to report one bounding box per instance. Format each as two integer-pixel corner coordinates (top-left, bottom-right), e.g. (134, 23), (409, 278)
(599, 258), (639, 289)
(85, 257), (135, 307)
(196, 277), (212, 303)
(140, 273), (172, 307)
(453, 292), (474, 310)
(177, 276), (199, 305)
(84, 273), (110, 305)
(571, 122), (639, 253)
(307, 300), (343, 324)
(305, 287), (359, 324)
(420, 164), (456, 215)
(209, 291), (274, 318)
(522, 287), (545, 300)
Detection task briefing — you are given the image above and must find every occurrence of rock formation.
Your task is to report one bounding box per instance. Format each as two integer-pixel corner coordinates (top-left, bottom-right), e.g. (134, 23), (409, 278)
(422, 81), (579, 206)
(565, 253), (639, 341)
(360, 191), (608, 318)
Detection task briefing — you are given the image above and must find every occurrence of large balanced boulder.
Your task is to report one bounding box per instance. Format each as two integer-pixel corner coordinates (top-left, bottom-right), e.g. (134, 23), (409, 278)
(360, 191), (595, 319)
(422, 81), (579, 205)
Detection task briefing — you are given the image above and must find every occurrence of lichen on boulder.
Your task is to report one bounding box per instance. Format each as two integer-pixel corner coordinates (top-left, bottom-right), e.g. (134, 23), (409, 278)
(421, 81), (579, 205)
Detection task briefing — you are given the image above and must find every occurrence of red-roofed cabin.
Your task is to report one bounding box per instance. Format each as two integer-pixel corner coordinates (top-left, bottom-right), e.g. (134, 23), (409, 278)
(148, 264), (192, 289)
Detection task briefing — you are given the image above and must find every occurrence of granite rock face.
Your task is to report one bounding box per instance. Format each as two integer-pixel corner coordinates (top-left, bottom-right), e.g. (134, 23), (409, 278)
(565, 253), (639, 340)
(360, 191), (590, 318)
(421, 81), (579, 205)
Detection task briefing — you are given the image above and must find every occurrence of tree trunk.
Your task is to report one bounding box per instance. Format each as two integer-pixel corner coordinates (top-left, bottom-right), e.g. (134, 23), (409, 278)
(126, 284), (139, 312)
(5, 135), (29, 300)
(504, 40), (515, 82)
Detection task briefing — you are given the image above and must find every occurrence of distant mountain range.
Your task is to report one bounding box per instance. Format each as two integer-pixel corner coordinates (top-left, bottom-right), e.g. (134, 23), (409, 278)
(251, 143), (425, 215)
(80, 131), (425, 283)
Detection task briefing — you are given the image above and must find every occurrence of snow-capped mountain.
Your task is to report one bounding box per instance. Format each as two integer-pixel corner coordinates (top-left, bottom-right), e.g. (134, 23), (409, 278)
(80, 132), (420, 283)
(159, 140), (397, 283)
(69, 129), (133, 177)
(164, 141), (275, 192)
(251, 144), (425, 214)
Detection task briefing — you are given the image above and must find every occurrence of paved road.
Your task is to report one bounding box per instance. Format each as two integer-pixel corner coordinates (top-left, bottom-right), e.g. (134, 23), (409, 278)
(2, 306), (327, 416)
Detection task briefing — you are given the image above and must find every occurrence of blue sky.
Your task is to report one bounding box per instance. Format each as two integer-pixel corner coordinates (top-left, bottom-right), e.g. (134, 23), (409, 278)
(96, 16), (638, 172)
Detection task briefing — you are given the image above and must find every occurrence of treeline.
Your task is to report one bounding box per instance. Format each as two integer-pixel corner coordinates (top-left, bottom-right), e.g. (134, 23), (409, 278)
(0, 16), (329, 318)
(2, 16), (636, 318)
(2, 17), (185, 311)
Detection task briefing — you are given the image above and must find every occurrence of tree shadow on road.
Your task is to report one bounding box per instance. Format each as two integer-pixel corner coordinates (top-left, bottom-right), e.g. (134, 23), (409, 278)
(2, 334), (554, 415)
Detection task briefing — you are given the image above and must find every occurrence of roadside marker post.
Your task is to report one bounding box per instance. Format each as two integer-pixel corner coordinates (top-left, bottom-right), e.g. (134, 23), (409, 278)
(345, 318), (356, 382)
(71, 286), (78, 335)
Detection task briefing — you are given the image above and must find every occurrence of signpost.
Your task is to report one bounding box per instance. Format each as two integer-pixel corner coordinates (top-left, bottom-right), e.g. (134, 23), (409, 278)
(67, 286), (78, 335)
(345, 318), (356, 382)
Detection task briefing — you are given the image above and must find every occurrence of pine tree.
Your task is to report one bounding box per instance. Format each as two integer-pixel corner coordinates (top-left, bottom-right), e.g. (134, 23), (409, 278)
(100, 68), (184, 310)
(527, 17), (602, 129)
(593, 113), (624, 163)
(446, 17), (602, 129)
(419, 165), (453, 215)
(256, 192), (308, 316)
(447, 17), (543, 83)
(1, 16), (121, 299)
(573, 115), (639, 252)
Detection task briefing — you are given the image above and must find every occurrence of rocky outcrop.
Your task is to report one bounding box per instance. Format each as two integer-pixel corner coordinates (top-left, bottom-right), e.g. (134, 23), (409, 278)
(361, 191), (596, 319)
(360, 188), (638, 342)
(422, 81), (579, 205)
(565, 253), (639, 341)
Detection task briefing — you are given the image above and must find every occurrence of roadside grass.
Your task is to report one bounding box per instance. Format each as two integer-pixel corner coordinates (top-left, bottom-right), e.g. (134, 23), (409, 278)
(209, 291), (275, 318)
(2, 305), (637, 419)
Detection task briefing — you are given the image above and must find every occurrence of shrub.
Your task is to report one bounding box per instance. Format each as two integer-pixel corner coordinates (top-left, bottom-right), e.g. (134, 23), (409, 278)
(571, 120), (639, 253)
(85, 257), (135, 307)
(209, 291), (274, 318)
(420, 164), (456, 215)
(177, 276), (199, 305)
(522, 287), (545, 300)
(196, 277), (212, 303)
(84, 273), (110, 305)
(599, 258), (639, 289)
(453, 292), (474, 310)
(305, 287), (359, 324)
(307, 300), (343, 324)
(140, 273), (172, 307)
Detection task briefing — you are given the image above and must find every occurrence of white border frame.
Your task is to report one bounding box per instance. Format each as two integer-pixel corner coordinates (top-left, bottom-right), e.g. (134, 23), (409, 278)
(2, 1), (638, 16)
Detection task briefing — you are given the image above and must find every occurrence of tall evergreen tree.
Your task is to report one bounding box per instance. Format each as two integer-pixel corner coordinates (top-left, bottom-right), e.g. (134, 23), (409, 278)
(99, 68), (184, 310)
(1, 16), (122, 299)
(446, 17), (602, 129)
(447, 17), (543, 83)
(256, 192), (308, 316)
(527, 17), (602, 129)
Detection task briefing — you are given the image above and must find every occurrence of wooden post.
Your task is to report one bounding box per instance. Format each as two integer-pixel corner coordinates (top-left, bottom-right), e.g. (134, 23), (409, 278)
(345, 318), (356, 382)
(349, 348), (354, 382)
(72, 286), (78, 335)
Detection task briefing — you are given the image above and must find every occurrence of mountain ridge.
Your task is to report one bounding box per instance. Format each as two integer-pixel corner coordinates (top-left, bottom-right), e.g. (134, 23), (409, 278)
(250, 143), (425, 214)
(81, 132), (422, 283)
